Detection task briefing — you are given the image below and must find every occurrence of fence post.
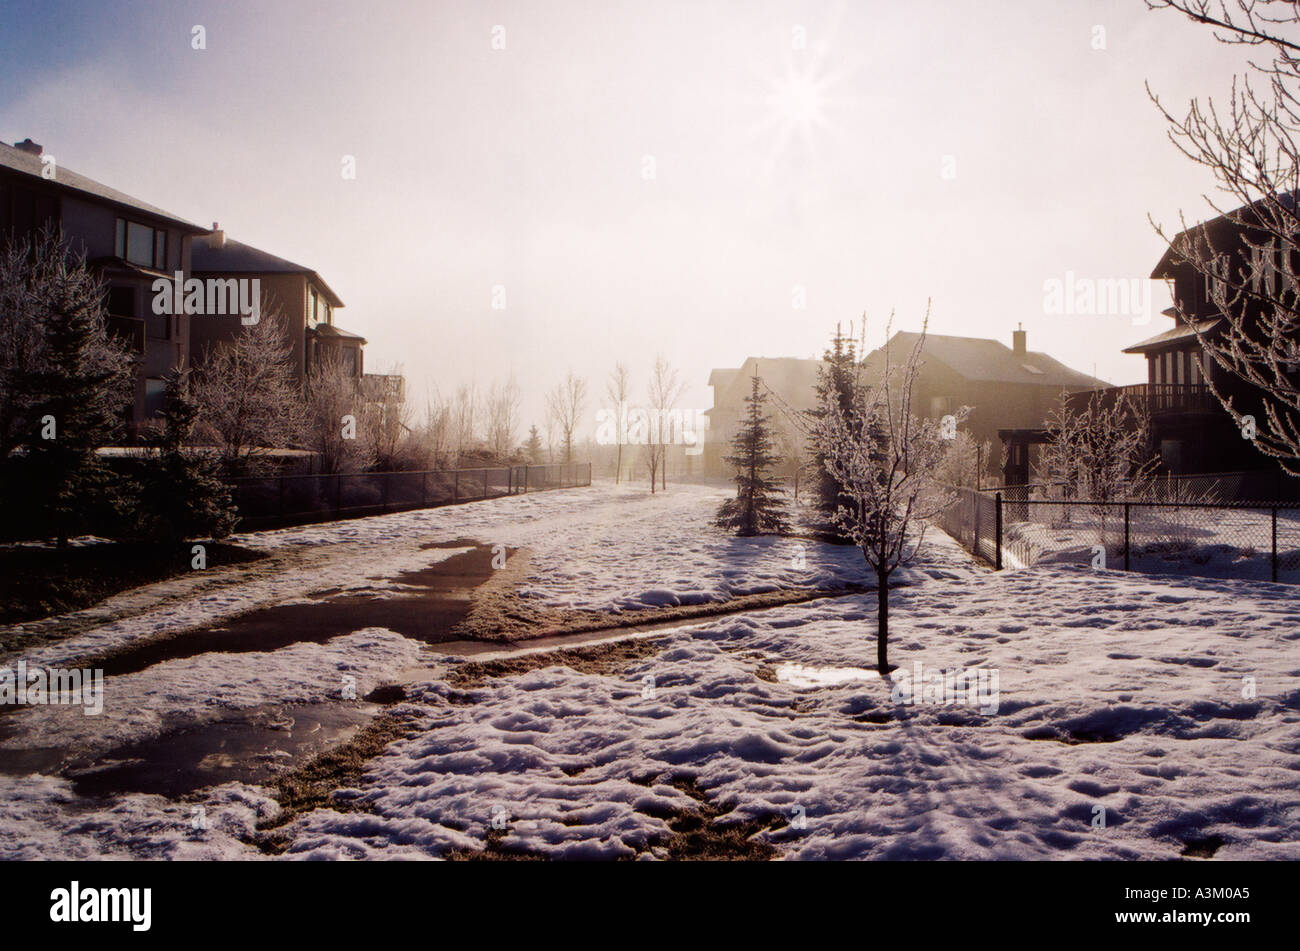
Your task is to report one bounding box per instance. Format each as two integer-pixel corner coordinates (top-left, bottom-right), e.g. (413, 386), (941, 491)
(453, 470), (459, 504)
(1272, 506), (1279, 582)
(335, 473), (341, 515)
(381, 472), (390, 512)
(1124, 502), (1131, 572)
(483, 469), (489, 500)
(523, 466), (529, 493)
(422, 471), (428, 507)
(278, 476), (285, 521)
(994, 492), (1002, 570)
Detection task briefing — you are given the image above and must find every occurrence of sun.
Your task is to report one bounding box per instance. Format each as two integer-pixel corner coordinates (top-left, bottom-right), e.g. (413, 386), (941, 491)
(768, 71), (828, 127)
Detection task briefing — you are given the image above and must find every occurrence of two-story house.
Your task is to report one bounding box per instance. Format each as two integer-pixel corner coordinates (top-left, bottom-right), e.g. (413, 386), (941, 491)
(0, 137), (209, 432)
(190, 228), (363, 381)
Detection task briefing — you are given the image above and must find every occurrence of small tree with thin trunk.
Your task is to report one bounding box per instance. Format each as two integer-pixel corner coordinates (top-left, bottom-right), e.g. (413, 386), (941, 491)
(809, 312), (954, 674)
(716, 375), (790, 536)
(606, 362), (631, 483)
(547, 370), (586, 463)
(647, 355), (685, 490)
(194, 304), (302, 477)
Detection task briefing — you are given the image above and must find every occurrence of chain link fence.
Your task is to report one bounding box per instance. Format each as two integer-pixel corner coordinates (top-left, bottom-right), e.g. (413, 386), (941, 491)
(231, 462), (592, 529)
(937, 486), (1300, 584)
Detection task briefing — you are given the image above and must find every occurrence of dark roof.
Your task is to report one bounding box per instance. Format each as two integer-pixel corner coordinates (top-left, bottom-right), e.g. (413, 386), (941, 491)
(312, 323), (366, 343)
(872, 331), (1108, 389)
(0, 141), (207, 232)
(1122, 317), (1221, 354)
(1152, 189), (1300, 278)
(192, 235), (344, 307)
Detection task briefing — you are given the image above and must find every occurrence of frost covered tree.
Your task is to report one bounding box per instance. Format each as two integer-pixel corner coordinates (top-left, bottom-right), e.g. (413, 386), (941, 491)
(1148, 0), (1300, 472)
(646, 355), (686, 491)
(806, 323), (873, 540)
(524, 424), (544, 464)
(303, 351), (370, 474)
(132, 369), (236, 544)
(546, 370), (586, 464)
(809, 313), (954, 674)
(194, 306), (302, 477)
(0, 227), (135, 545)
(485, 377), (521, 463)
(1035, 390), (1159, 503)
(605, 362), (631, 483)
(716, 375), (790, 536)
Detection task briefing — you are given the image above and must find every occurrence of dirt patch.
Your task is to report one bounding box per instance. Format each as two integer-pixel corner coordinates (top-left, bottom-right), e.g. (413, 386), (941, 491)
(254, 706), (430, 853)
(1180, 834), (1226, 859)
(651, 777), (783, 860)
(0, 542), (266, 646)
(462, 583), (871, 645)
(83, 540), (509, 677)
(445, 637), (670, 687)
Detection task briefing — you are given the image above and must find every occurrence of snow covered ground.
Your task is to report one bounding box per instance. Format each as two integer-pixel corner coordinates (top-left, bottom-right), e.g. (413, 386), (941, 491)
(2, 482), (1298, 860)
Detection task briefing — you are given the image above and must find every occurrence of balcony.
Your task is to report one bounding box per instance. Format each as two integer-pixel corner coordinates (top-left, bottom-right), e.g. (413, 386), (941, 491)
(360, 373), (406, 403)
(1067, 383), (1217, 417)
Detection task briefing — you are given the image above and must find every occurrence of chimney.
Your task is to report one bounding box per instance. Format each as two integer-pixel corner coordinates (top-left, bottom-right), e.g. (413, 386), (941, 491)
(210, 222), (225, 249)
(13, 138), (42, 156)
(1012, 323), (1027, 356)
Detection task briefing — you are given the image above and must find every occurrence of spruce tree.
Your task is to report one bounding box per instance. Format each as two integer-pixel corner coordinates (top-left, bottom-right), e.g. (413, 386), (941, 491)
(524, 424), (544, 464)
(20, 258), (134, 546)
(716, 375), (790, 536)
(808, 325), (865, 540)
(132, 369), (237, 545)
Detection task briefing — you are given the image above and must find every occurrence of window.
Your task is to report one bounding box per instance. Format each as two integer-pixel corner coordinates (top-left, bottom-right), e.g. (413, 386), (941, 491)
(106, 286), (135, 318)
(144, 379), (167, 418)
(115, 218), (166, 269)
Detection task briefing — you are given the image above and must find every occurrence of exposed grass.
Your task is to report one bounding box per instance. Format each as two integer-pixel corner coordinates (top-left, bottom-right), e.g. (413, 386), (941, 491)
(254, 705), (425, 853)
(0, 541), (265, 630)
(446, 637), (670, 687)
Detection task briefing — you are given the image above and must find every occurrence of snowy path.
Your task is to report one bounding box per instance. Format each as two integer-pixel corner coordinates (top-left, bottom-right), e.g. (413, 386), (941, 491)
(2, 483), (1298, 860)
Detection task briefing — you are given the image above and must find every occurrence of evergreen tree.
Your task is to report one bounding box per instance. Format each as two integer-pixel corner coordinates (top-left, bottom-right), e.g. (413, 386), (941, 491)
(524, 424), (544, 464)
(807, 325), (874, 540)
(132, 369), (237, 545)
(716, 375), (790, 536)
(19, 252), (134, 546)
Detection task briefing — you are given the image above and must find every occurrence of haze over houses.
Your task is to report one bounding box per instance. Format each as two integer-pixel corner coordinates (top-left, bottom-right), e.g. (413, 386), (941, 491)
(0, 137), (401, 439)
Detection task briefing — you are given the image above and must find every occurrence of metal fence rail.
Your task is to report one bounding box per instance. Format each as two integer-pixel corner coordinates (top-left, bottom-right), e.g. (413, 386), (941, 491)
(230, 462), (592, 528)
(937, 488), (1300, 584)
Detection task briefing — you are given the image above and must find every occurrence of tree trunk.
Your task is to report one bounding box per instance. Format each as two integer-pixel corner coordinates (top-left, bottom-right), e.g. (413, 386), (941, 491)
(877, 569), (889, 673)
(615, 443), (622, 484)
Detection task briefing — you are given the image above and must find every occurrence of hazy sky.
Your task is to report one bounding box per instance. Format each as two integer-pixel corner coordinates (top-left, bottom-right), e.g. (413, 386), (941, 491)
(0, 0), (1264, 434)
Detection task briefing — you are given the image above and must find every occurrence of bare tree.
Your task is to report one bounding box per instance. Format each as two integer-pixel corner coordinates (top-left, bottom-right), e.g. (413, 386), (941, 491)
(362, 368), (411, 471)
(303, 351), (371, 473)
(1148, 0), (1300, 472)
(809, 311), (955, 674)
(546, 370), (587, 464)
(646, 355), (686, 491)
(415, 391), (453, 470)
(485, 376), (522, 463)
(193, 304), (302, 476)
(450, 383), (479, 468)
(606, 362), (631, 483)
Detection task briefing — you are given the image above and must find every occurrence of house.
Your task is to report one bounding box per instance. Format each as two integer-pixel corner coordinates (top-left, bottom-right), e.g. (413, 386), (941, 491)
(1003, 194), (1300, 486)
(864, 329), (1108, 455)
(0, 138), (210, 432)
(702, 357), (821, 477)
(703, 331), (1105, 481)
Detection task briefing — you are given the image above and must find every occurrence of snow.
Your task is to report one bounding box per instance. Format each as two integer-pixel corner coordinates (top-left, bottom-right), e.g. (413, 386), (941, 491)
(3, 481), (1298, 860)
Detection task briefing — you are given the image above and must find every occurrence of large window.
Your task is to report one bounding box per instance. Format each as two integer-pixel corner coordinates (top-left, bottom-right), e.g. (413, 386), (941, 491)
(115, 218), (167, 269)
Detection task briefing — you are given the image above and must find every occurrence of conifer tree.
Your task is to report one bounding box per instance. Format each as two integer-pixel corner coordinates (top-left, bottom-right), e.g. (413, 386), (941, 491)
(524, 424), (544, 464)
(716, 375), (790, 536)
(18, 243), (134, 546)
(133, 369), (236, 545)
